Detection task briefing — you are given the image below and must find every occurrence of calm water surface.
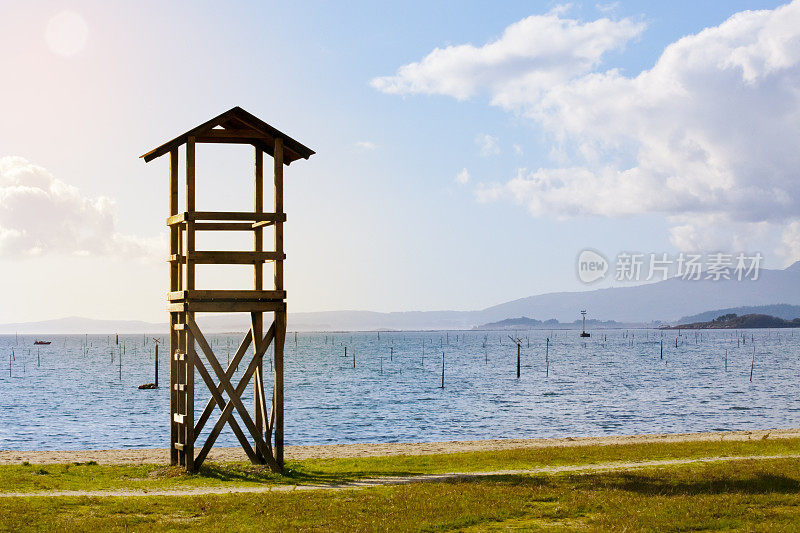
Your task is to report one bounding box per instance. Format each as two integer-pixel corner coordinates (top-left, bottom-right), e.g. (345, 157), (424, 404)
(1, 329), (799, 450)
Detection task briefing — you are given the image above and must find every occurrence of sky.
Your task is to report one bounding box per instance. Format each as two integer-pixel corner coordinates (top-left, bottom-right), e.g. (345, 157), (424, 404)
(0, 0), (798, 323)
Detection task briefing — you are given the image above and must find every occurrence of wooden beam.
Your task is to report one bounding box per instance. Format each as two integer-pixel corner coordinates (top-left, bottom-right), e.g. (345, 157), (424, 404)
(169, 251), (285, 264)
(201, 129), (270, 139)
(168, 212), (286, 225)
(167, 300), (286, 313)
(195, 136), (263, 145)
(168, 290), (286, 301)
(193, 222), (256, 231)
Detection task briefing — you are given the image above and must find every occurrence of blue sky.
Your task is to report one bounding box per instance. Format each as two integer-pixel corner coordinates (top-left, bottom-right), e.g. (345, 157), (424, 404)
(0, 0), (797, 322)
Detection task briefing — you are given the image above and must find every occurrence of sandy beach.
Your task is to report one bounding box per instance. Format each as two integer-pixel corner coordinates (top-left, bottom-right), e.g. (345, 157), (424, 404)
(2, 428), (797, 465)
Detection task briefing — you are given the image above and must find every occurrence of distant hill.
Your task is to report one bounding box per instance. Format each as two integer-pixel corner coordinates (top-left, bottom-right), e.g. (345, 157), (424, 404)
(668, 313), (800, 330)
(676, 304), (800, 324)
(0, 316), (166, 334)
(475, 316), (642, 330)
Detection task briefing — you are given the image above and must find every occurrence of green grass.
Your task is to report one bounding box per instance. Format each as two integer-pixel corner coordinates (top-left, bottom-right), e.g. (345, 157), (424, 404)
(3, 457), (800, 531)
(2, 436), (798, 494)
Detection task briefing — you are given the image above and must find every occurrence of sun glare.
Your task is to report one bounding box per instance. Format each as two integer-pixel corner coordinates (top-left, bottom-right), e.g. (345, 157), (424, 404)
(45, 11), (88, 57)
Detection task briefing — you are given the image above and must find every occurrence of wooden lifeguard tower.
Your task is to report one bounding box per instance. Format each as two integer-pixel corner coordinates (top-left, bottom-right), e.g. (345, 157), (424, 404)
(141, 107), (314, 472)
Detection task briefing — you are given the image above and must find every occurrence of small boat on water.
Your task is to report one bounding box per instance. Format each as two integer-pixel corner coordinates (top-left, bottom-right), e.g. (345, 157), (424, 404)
(33, 340), (51, 345)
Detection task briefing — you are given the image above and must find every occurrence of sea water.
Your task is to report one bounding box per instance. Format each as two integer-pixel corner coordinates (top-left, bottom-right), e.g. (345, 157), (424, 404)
(1, 329), (798, 450)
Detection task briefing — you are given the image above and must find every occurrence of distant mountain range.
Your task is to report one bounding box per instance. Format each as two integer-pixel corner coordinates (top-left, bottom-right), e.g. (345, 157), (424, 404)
(474, 317), (650, 330)
(2, 261), (799, 333)
(667, 313), (800, 330)
(0, 316), (165, 334)
(675, 304), (800, 324)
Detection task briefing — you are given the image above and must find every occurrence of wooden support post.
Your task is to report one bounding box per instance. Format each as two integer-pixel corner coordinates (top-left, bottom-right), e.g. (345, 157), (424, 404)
(273, 137), (285, 469)
(169, 147), (179, 466)
(253, 147), (265, 459)
(185, 137), (196, 471)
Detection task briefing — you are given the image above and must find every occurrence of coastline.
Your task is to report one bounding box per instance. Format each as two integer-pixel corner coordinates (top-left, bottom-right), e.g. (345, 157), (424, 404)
(2, 427), (797, 465)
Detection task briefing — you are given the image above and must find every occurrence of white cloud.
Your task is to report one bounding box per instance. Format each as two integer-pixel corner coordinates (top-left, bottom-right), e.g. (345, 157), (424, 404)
(455, 168), (471, 185)
(354, 141), (377, 150)
(375, 2), (800, 260)
(370, 12), (645, 104)
(779, 221), (800, 266)
(513, 144), (524, 155)
(0, 156), (161, 259)
(476, 134), (500, 156)
(596, 2), (620, 14)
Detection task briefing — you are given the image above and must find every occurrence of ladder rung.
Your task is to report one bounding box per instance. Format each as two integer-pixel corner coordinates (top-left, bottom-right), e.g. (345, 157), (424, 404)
(173, 384), (186, 391)
(173, 413), (185, 424)
(173, 442), (184, 451)
(173, 323), (186, 331)
(173, 351), (185, 361)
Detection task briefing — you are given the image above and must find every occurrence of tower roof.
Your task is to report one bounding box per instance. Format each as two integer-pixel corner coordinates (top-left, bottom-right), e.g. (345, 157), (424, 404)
(140, 106), (315, 165)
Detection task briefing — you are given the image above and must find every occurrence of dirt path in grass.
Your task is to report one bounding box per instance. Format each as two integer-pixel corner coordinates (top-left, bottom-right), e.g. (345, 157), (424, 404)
(3, 453), (800, 499)
(2, 428), (797, 466)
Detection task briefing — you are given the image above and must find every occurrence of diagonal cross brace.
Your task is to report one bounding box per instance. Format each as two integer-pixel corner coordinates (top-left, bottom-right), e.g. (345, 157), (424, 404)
(250, 312), (273, 458)
(187, 317), (280, 471)
(194, 330), (254, 437)
(190, 340), (260, 465)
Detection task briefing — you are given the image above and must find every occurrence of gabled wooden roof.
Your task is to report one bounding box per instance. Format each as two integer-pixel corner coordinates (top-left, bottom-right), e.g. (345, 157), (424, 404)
(140, 106), (315, 165)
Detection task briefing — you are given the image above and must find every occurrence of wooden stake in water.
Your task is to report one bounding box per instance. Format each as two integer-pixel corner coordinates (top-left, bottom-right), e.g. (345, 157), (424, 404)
(660, 339), (663, 360)
(155, 343), (159, 388)
(546, 337), (550, 377)
(352, 347), (355, 369)
(724, 348), (727, 371)
(441, 352), (445, 388)
(390, 346), (393, 361)
(750, 346), (755, 382)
